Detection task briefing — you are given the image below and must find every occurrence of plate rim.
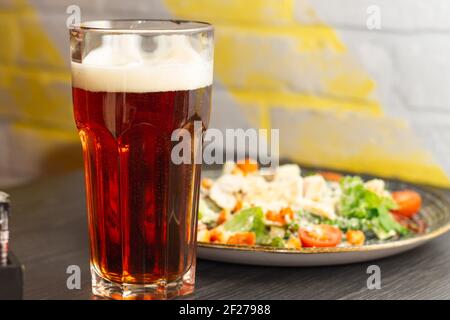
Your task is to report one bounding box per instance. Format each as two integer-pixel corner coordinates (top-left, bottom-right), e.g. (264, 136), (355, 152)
(197, 222), (450, 255)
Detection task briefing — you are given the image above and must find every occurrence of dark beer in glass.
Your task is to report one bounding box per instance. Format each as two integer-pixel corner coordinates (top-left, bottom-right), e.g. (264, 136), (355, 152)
(70, 20), (213, 299)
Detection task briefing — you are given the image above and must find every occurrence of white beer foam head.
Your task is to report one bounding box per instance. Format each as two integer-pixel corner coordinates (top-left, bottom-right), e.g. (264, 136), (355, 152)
(71, 34), (213, 92)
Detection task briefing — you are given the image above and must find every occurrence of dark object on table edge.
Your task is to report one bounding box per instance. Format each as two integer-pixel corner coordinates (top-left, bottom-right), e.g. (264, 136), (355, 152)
(0, 252), (24, 300)
(0, 191), (10, 266)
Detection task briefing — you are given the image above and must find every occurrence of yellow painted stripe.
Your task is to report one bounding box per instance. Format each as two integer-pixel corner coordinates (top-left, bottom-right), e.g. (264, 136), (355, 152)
(232, 89), (382, 115)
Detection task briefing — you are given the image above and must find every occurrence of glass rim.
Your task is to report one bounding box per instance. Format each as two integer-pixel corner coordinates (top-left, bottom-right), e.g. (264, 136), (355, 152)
(69, 19), (213, 34)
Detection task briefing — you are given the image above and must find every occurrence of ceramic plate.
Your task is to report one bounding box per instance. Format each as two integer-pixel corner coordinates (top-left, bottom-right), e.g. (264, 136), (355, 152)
(197, 171), (450, 266)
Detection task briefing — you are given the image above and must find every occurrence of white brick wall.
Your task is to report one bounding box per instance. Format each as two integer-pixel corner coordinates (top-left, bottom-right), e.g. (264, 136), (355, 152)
(339, 32), (450, 174)
(2, 0), (450, 186)
(298, 0), (450, 175)
(298, 0), (450, 31)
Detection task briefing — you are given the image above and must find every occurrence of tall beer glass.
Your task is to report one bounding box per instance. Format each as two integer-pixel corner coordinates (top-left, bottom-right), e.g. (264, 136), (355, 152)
(70, 20), (213, 299)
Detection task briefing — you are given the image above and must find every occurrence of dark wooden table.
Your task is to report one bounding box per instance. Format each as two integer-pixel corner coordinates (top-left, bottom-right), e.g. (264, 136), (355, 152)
(6, 171), (450, 300)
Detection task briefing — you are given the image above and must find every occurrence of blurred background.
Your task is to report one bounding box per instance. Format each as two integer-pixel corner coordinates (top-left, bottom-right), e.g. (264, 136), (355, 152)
(1, 0), (449, 188)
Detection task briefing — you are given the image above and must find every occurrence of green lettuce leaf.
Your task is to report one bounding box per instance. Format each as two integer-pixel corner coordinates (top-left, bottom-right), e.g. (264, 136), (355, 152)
(223, 207), (268, 243)
(339, 176), (408, 239)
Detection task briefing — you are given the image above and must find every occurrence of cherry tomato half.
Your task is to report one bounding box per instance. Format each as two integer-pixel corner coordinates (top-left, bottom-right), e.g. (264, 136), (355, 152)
(391, 190), (422, 218)
(299, 224), (342, 248)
